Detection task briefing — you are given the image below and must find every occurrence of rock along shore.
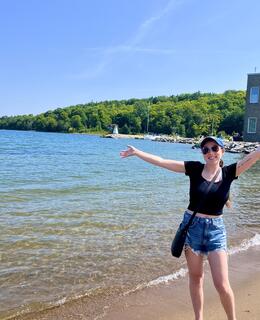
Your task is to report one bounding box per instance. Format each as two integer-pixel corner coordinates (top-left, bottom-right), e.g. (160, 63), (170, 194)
(102, 134), (259, 154)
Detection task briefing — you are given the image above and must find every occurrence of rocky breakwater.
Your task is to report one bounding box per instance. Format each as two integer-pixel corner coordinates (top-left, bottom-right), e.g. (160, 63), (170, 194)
(224, 141), (259, 154)
(148, 136), (259, 154)
(192, 140), (259, 154)
(102, 133), (259, 154)
(152, 136), (195, 144)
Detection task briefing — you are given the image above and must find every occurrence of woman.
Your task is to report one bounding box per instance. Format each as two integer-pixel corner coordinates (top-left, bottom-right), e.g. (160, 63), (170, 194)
(120, 136), (260, 320)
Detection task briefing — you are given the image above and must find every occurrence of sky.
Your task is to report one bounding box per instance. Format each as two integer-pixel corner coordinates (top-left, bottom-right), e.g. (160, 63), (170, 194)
(0, 0), (260, 116)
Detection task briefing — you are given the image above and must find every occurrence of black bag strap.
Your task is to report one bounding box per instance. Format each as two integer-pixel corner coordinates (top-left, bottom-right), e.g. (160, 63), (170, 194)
(184, 168), (221, 231)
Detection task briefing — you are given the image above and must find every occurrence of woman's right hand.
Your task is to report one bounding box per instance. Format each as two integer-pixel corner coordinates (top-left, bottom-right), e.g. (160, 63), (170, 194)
(120, 145), (137, 158)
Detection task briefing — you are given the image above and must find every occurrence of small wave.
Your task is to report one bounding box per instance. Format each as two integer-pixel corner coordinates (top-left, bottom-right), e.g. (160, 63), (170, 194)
(54, 296), (67, 306)
(147, 267), (188, 286)
(124, 233), (260, 296)
(149, 234), (260, 289)
(228, 233), (260, 255)
(123, 267), (188, 296)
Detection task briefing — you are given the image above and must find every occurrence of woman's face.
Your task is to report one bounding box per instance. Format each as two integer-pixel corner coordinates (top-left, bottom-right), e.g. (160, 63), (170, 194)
(201, 141), (224, 164)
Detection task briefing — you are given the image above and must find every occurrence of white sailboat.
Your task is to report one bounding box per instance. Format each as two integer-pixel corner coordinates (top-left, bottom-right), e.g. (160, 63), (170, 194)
(143, 103), (160, 140)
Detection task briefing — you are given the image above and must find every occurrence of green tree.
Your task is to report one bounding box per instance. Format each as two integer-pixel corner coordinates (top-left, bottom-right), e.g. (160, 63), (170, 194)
(45, 116), (58, 132)
(71, 115), (83, 130)
(218, 111), (244, 135)
(0, 90), (246, 137)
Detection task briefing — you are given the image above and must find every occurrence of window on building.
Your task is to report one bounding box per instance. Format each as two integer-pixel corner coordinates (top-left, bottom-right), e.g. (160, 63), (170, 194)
(250, 87), (259, 103)
(247, 117), (257, 133)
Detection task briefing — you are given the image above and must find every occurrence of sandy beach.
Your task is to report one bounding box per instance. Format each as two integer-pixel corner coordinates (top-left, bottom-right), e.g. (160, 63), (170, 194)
(13, 245), (260, 320)
(100, 245), (260, 320)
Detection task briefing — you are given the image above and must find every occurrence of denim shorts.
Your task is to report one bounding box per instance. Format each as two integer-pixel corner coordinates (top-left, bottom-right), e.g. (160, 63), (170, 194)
(181, 211), (227, 256)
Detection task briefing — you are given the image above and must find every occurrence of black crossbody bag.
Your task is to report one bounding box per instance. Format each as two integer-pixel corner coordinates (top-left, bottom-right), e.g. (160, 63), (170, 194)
(171, 169), (220, 258)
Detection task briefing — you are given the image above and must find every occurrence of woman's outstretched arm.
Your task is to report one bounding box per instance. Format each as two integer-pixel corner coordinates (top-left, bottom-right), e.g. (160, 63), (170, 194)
(120, 145), (185, 173)
(236, 145), (260, 176)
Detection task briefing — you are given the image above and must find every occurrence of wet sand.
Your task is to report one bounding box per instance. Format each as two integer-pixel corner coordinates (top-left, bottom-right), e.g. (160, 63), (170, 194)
(13, 245), (260, 320)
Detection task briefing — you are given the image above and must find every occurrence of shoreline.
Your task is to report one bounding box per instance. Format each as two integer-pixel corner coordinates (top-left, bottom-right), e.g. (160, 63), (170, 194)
(102, 133), (259, 153)
(12, 245), (260, 320)
(1, 130), (258, 153)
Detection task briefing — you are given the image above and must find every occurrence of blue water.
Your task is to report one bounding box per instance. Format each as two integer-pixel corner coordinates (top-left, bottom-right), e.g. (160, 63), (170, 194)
(0, 130), (259, 319)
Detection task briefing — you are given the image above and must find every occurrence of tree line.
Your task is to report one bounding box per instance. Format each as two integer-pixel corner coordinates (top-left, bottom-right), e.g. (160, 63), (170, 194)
(0, 90), (245, 138)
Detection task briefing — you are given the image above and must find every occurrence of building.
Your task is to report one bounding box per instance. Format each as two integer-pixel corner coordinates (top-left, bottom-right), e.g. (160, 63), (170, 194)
(243, 73), (260, 142)
(112, 124), (119, 135)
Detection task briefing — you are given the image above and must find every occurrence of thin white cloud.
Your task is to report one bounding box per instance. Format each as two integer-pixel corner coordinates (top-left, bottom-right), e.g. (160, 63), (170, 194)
(84, 45), (177, 55)
(71, 0), (182, 79)
(131, 0), (180, 45)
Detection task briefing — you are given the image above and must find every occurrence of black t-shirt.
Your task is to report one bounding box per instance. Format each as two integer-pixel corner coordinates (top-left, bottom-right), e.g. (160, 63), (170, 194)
(184, 161), (238, 215)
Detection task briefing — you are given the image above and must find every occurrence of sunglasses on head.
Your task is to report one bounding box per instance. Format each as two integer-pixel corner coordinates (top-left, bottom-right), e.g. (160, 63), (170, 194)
(201, 145), (220, 155)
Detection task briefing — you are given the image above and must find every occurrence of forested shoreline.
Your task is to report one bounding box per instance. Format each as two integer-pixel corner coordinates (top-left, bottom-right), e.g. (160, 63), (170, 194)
(0, 90), (246, 138)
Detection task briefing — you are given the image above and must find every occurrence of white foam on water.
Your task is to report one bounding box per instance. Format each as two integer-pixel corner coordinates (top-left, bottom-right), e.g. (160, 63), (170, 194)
(54, 297), (67, 306)
(123, 267), (188, 296)
(147, 267), (188, 287)
(124, 233), (260, 296)
(228, 233), (260, 255)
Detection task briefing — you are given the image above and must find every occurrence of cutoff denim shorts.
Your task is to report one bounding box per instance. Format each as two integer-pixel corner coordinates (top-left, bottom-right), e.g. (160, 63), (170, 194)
(181, 211), (227, 256)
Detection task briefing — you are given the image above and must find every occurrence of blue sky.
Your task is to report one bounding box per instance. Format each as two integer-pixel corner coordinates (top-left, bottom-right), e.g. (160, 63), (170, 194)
(0, 0), (260, 116)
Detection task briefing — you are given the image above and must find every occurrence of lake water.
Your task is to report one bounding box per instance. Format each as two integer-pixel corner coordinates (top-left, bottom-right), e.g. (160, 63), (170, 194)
(0, 130), (259, 319)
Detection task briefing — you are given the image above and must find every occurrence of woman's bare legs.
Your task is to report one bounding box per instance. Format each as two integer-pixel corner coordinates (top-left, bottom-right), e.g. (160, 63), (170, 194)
(208, 250), (237, 320)
(185, 248), (204, 320)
